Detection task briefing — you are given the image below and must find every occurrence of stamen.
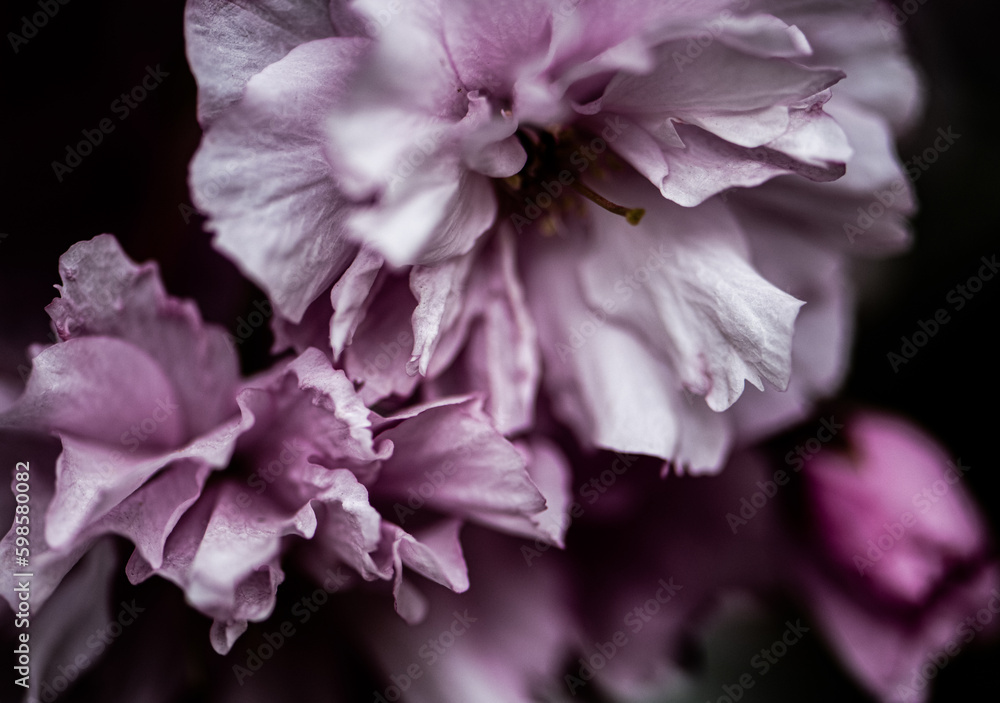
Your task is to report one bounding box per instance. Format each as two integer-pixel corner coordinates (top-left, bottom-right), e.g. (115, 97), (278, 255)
(570, 181), (646, 225)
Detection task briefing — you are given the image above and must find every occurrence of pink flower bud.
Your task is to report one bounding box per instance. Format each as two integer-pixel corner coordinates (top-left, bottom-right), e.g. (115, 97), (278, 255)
(798, 412), (999, 702)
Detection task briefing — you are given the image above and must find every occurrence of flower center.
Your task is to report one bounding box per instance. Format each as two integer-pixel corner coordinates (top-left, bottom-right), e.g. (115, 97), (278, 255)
(498, 125), (645, 235)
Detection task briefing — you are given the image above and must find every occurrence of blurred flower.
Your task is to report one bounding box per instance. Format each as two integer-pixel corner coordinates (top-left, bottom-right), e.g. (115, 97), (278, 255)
(790, 412), (1000, 702)
(187, 0), (921, 472)
(506, 412), (999, 702)
(356, 527), (579, 703)
(542, 449), (787, 701)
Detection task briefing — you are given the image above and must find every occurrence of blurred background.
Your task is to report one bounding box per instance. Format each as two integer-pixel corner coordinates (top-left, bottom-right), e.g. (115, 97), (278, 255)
(1, 0), (997, 700)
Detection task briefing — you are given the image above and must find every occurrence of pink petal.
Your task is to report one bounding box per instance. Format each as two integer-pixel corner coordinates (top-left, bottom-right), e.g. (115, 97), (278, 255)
(98, 459), (215, 570)
(428, 228), (541, 434)
(596, 41), (843, 114)
(184, 0), (341, 124)
(343, 160), (498, 267)
(574, 188), (804, 411)
(374, 397), (546, 522)
(340, 276), (423, 404)
(458, 92), (528, 178)
(531, 301), (731, 472)
(376, 520), (470, 624)
(776, 0), (924, 132)
(2, 338), (185, 448)
(329, 247), (385, 359)
(473, 437), (573, 547)
(46, 235), (240, 437)
(278, 348), (388, 465)
(730, 224), (851, 441)
(45, 414), (246, 550)
(191, 38), (367, 322)
(301, 466), (385, 582)
(0, 443), (88, 610)
(439, 0), (554, 97)
(409, 249), (478, 376)
(658, 122), (847, 206)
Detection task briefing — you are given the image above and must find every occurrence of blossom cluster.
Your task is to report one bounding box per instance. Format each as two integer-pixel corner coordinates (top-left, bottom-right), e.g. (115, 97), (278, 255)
(2, 1), (995, 701)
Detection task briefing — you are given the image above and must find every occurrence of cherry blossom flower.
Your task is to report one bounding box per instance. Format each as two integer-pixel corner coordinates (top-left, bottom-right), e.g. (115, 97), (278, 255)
(0, 236), (569, 655)
(187, 0), (921, 472)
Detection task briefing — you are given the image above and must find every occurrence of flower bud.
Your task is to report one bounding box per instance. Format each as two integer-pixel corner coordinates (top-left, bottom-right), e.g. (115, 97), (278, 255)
(797, 412), (998, 701)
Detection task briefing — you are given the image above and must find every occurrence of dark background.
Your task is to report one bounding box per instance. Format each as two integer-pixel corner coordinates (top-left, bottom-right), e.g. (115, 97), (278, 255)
(1, 0), (997, 700)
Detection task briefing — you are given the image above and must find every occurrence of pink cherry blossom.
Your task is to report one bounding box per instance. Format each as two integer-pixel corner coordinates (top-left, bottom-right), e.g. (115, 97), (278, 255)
(0, 236), (570, 654)
(187, 0), (921, 472)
